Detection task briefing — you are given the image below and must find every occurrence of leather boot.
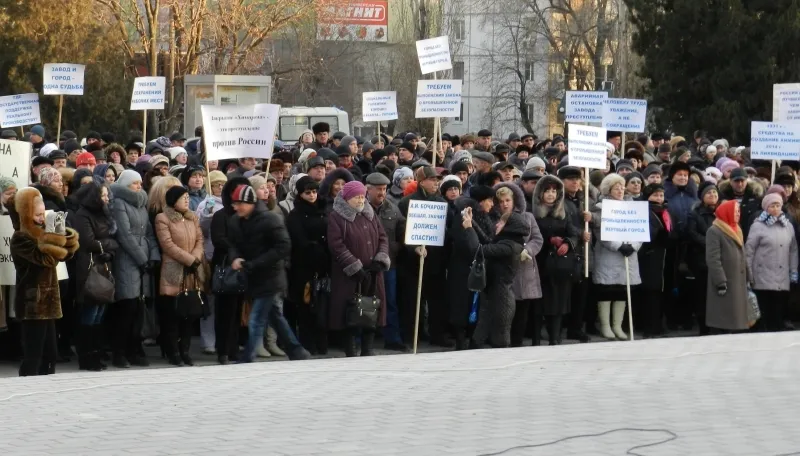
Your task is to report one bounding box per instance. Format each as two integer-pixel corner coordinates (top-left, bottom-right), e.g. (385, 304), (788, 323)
(597, 301), (616, 340)
(531, 314), (543, 346)
(344, 333), (359, 357)
(361, 332), (376, 356)
(455, 330), (468, 351)
(546, 316), (563, 345)
(77, 325), (92, 371)
(611, 301), (629, 340)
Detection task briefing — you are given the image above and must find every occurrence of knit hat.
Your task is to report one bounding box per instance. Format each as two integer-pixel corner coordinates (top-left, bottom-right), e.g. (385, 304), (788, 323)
(248, 174), (268, 192)
(165, 186), (188, 207)
(116, 169), (143, 188)
(642, 183), (665, 200)
(392, 167), (413, 186)
(625, 172), (644, 185)
(762, 193), (784, 211)
(719, 160), (739, 177)
(703, 167), (722, 184)
(642, 164), (663, 179)
(298, 148), (317, 164)
(76, 151), (96, 167)
(295, 175), (319, 194)
(39, 143), (58, 157)
(1, 129), (16, 139)
(399, 141), (415, 153)
(168, 147), (187, 160)
(149, 155), (169, 168)
(340, 180), (367, 201)
(30, 124), (45, 138)
(440, 175), (462, 194)
(0, 176), (17, 192)
(451, 161), (470, 175)
(208, 170), (227, 185)
(340, 135), (357, 149)
(698, 181), (717, 200)
(526, 156), (546, 171)
(231, 184), (257, 203)
(470, 185), (495, 202)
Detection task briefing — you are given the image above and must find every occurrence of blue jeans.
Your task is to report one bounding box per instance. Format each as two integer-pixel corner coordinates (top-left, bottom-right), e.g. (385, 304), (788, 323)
(243, 293), (301, 362)
(80, 305), (105, 326)
(382, 268), (402, 344)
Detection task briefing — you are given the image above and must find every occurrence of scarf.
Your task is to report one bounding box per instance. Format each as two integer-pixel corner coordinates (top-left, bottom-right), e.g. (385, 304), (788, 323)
(757, 211), (788, 227)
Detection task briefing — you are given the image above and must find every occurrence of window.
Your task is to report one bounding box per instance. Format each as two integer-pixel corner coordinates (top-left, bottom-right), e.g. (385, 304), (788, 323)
(524, 61), (535, 81)
(452, 61), (465, 81)
(526, 103), (535, 122)
(278, 116), (339, 141)
(455, 103), (464, 122)
(453, 19), (466, 41)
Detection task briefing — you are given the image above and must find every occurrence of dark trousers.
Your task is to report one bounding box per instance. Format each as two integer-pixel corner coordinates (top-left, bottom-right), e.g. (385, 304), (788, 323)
(568, 280), (589, 334)
(56, 279), (74, 354)
(511, 300), (532, 347)
(530, 299), (544, 345)
(692, 272), (709, 335)
(215, 294), (242, 359)
(156, 295), (195, 356)
(754, 289), (789, 332)
(640, 290), (664, 336)
(421, 272), (449, 341)
(20, 319), (57, 376)
(298, 298), (328, 354)
(108, 298), (142, 357)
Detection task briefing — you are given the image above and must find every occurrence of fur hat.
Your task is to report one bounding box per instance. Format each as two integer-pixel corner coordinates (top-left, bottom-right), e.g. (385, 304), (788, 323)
(470, 185), (495, 202)
(312, 122), (330, 135)
(667, 161), (692, 180)
(165, 186), (188, 207)
(599, 173), (626, 196)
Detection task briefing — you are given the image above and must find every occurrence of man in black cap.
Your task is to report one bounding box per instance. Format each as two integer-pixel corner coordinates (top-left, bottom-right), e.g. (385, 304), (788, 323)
(720, 167), (761, 241)
(1, 129), (17, 140)
(398, 142), (418, 167)
(84, 130), (102, 149)
(309, 122), (330, 151)
(49, 150), (68, 169)
(507, 133), (521, 151)
(519, 169), (542, 212)
(494, 161), (516, 183)
(331, 131), (346, 149)
(476, 129), (492, 152)
(521, 133), (536, 150)
(651, 132), (666, 149)
(170, 132), (186, 148)
(366, 172), (408, 352)
(304, 156), (327, 183)
(466, 151), (496, 195)
(101, 132), (116, 147)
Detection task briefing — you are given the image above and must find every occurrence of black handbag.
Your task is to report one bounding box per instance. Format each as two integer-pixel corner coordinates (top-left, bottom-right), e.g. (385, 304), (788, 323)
(310, 275), (331, 329)
(546, 240), (581, 281)
(212, 257), (247, 295)
(174, 270), (205, 319)
(467, 245), (487, 291)
(84, 242), (116, 304)
(345, 273), (381, 329)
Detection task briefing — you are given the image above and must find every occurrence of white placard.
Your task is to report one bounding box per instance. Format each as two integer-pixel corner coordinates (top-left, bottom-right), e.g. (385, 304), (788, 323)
(201, 103), (280, 160)
(130, 77), (166, 110)
(404, 200), (448, 247)
(568, 124), (608, 169)
(0, 93), (41, 128)
(415, 36), (452, 75)
(0, 139), (32, 189)
(43, 63), (85, 96)
(565, 91), (608, 123)
(750, 121), (800, 161)
(362, 91), (398, 122)
(602, 98), (647, 132)
(600, 200), (650, 243)
(773, 83), (800, 122)
(0, 216), (14, 285)
(415, 80), (462, 118)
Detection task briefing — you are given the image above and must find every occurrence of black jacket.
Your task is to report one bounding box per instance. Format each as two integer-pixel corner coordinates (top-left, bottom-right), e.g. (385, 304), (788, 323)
(686, 203), (716, 274)
(638, 203), (670, 292)
(210, 177), (250, 268)
(71, 183), (119, 305)
(285, 197), (330, 303)
(228, 200), (291, 298)
(719, 180), (762, 241)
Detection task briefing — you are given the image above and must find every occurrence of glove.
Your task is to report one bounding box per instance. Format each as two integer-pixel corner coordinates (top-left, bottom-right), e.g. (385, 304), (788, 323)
(145, 260), (159, 272)
(353, 268), (370, 283)
(556, 244), (569, 256)
(97, 252), (113, 263)
(367, 261), (384, 273)
(187, 260), (201, 272)
(618, 244), (635, 257)
(520, 250), (533, 263)
(717, 284), (727, 297)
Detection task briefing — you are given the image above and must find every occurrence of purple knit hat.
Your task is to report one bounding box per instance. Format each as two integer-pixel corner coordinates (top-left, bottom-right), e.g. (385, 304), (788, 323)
(340, 180), (367, 201)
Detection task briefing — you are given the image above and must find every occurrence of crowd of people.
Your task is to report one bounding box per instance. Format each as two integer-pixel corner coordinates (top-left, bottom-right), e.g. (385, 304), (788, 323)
(0, 123), (796, 376)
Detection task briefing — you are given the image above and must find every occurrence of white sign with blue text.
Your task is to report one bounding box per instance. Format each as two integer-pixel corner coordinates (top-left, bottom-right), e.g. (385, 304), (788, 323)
(773, 83), (800, 122)
(404, 201), (448, 247)
(130, 77), (166, 110)
(600, 200), (650, 243)
(415, 36), (452, 75)
(568, 124), (608, 169)
(602, 98), (647, 132)
(565, 91), (608, 123)
(362, 91), (398, 122)
(415, 80), (462, 118)
(750, 121), (800, 161)
(43, 63), (85, 96)
(0, 93), (41, 128)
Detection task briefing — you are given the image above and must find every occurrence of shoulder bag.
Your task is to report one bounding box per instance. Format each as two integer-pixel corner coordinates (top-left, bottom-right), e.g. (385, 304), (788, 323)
(85, 242), (116, 304)
(546, 239), (582, 282)
(467, 245), (487, 292)
(174, 270), (205, 319)
(212, 256), (248, 295)
(346, 272), (381, 329)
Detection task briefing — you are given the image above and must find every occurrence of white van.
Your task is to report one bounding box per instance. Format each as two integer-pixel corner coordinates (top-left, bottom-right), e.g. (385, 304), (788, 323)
(278, 107), (350, 146)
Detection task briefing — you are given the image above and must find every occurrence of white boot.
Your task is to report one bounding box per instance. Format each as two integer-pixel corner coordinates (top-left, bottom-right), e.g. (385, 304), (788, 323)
(597, 301), (616, 340)
(266, 326), (286, 356)
(256, 340), (271, 358)
(611, 301), (629, 340)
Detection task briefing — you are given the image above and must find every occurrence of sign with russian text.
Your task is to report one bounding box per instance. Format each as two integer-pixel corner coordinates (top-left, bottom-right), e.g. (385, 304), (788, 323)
(415, 36), (452, 74)
(600, 200), (650, 243)
(0, 139), (32, 190)
(201, 103), (280, 160)
(568, 124), (608, 169)
(0, 216), (14, 285)
(602, 98), (647, 132)
(773, 83), (800, 122)
(43, 63), (85, 96)
(362, 91), (398, 122)
(317, 1), (388, 42)
(0, 93), (41, 128)
(130, 77), (166, 110)
(404, 200), (448, 247)
(565, 91), (608, 123)
(751, 121), (800, 160)
(415, 80), (461, 118)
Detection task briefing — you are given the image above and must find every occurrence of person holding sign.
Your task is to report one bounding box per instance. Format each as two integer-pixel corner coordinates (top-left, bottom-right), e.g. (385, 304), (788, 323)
(592, 174), (642, 341)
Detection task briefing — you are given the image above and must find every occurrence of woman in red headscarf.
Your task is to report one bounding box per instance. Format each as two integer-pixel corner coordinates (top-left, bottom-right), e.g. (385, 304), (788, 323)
(704, 200), (751, 333)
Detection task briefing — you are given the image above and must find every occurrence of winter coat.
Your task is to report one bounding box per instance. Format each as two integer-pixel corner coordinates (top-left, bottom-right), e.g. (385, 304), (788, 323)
(319, 168), (355, 214)
(563, 186), (599, 271)
(155, 207), (205, 297)
(286, 197), (330, 304)
(187, 187), (207, 212)
(387, 185), (404, 205)
(8, 188), (79, 320)
(591, 199), (643, 286)
(686, 203), (717, 274)
(495, 183), (543, 300)
(705, 225), (750, 330)
(663, 178), (698, 237)
(745, 214), (799, 291)
(110, 184), (160, 300)
(33, 184), (68, 216)
(71, 184), (120, 306)
(327, 195), (390, 330)
(718, 180), (764, 241)
(195, 195), (223, 261)
(398, 186), (449, 275)
(373, 198), (405, 267)
(637, 203), (670, 292)
(227, 201), (290, 298)
(210, 177), (251, 269)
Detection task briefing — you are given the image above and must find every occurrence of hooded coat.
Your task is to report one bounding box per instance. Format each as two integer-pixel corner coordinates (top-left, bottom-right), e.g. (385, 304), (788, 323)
(495, 182), (544, 300)
(8, 188), (79, 320)
(110, 182), (161, 300)
(705, 202), (750, 330)
(327, 195), (390, 330)
(278, 173), (307, 217)
(155, 206), (205, 297)
(319, 168), (355, 214)
(286, 197), (331, 305)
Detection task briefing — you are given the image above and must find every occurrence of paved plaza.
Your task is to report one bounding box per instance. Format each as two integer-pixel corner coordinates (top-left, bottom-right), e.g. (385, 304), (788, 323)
(1, 332), (799, 455)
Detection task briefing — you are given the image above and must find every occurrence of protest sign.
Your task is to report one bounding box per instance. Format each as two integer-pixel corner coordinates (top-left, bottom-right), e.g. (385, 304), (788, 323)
(602, 98), (647, 132)
(404, 201), (448, 247)
(362, 91), (398, 122)
(201, 103), (280, 160)
(568, 124), (608, 169)
(773, 83), (800, 122)
(750, 121), (800, 161)
(415, 36), (452, 74)
(0, 139), (32, 190)
(43, 63), (85, 96)
(130, 77), (166, 110)
(415, 80), (462, 118)
(600, 200), (650, 243)
(565, 91), (608, 123)
(0, 216), (14, 285)
(0, 93), (41, 128)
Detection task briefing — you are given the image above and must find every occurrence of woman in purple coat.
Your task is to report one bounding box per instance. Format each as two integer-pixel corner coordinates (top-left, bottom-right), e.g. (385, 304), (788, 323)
(327, 181), (391, 357)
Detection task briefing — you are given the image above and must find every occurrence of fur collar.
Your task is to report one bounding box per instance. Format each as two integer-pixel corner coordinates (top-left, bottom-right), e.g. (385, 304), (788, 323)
(162, 206), (196, 223)
(494, 182), (526, 213)
(531, 175), (566, 219)
(713, 218), (743, 247)
(111, 183), (148, 208)
(718, 179), (764, 199)
(332, 194), (374, 222)
(13, 187), (46, 238)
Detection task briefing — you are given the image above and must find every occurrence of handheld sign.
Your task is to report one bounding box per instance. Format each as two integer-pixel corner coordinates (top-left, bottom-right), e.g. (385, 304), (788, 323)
(415, 36), (452, 74)
(201, 103), (280, 160)
(0, 139), (32, 285)
(568, 124), (608, 169)
(751, 121), (800, 161)
(415, 80), (462, 118)
(362, 91), (398, 122)
(404, 201), (448, 246)
(130, 77), (166, 110)
(565, 91), (608, 123)
(600, 200), (651, 243)
(773, 83), (800, 122)
(602, 98), (647, 132)
(0, 94), (41, 128)
(43, 63), (85, 96)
